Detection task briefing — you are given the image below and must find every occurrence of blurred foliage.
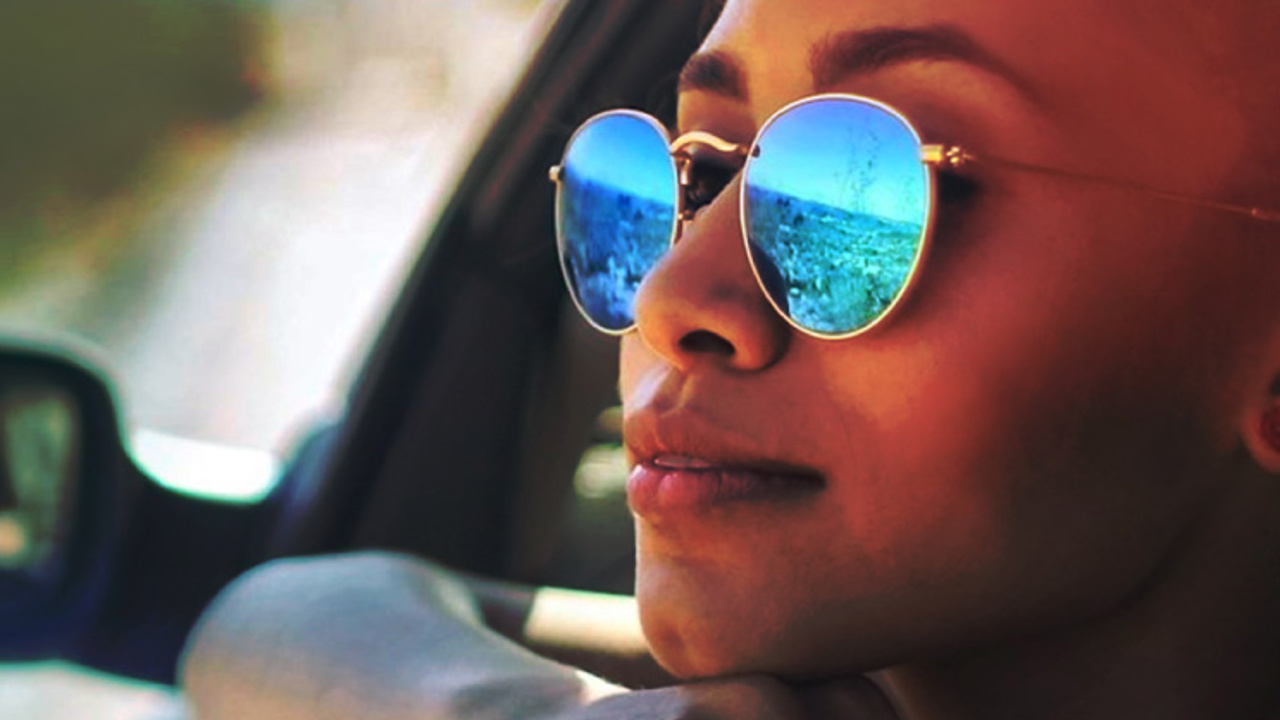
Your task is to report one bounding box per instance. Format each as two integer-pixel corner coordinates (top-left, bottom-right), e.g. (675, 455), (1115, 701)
(0, 0), (265, 225)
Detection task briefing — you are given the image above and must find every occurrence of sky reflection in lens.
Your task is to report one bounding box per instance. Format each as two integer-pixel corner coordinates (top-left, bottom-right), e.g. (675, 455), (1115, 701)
(563, 114), (675, 203)
(558, 113), (676, 331)
(745, 98), (928, 335)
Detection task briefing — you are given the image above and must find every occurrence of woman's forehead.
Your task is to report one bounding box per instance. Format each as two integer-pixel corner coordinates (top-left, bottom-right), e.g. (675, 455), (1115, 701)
(701, 0), (1218, 99)
(694, 0), (1257, 196)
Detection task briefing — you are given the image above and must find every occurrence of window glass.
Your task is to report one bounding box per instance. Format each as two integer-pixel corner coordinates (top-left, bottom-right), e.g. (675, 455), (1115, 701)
(0, 0), (552, 502)
(0, 0), (556, 714)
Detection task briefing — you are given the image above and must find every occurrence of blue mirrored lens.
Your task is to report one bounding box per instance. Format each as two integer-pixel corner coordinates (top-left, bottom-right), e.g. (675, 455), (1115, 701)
(744, 98), (929, 335)
(558, 113), (677, 332)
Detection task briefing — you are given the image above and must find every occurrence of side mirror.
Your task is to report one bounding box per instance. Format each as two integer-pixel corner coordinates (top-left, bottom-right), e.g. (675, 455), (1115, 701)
(0, 339), (136, 658)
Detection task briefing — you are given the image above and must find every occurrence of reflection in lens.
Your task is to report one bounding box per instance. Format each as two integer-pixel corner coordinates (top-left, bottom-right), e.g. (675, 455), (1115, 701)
(558, 113), (677, 332)
(744, 98), (929, 335)
(748, 242), (788, 316)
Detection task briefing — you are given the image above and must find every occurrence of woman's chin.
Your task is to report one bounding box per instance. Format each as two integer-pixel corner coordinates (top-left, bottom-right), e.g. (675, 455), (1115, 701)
(640, 612), (785, 680)
(636, 560), (837, 681)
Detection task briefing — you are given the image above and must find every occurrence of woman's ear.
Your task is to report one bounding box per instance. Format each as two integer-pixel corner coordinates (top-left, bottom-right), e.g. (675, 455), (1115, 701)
(1241, 374), (1280, 474)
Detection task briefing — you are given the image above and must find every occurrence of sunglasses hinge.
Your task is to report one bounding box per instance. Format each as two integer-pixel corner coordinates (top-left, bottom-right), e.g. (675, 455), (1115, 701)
(921, 144), (970, 169)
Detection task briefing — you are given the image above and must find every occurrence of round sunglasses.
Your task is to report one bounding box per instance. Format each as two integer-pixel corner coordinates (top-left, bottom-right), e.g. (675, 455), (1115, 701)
(549, 93), (1280, 339)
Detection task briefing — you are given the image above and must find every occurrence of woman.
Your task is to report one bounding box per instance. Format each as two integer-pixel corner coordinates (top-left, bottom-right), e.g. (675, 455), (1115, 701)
(183, 0), (1280, 717)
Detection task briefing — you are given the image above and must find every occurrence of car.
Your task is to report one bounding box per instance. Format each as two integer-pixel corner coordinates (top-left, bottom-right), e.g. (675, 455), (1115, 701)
(0, 0), (703, 715)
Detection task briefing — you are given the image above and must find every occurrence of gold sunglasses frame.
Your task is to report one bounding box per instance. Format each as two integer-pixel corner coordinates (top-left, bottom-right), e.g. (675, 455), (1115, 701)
(550, 92), (1280, 340)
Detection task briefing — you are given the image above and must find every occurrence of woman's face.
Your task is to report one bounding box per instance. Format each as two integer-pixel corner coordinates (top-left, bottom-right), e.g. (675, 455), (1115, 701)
(620, 0), (1271, 679)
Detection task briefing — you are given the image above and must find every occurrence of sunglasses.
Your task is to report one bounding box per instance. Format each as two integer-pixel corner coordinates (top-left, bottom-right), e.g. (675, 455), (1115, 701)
(550, 93), (1279, 339)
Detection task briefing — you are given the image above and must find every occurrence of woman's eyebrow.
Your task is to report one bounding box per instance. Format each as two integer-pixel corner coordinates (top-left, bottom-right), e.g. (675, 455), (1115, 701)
(810, 25), (1039, 101)
(677, 25), (1038, 104)
(678, 49), (748, 100)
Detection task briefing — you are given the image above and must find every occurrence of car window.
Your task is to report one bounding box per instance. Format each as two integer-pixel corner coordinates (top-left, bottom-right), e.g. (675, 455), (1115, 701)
(0, 0), (557, 715)
(0, 0), (553, 502)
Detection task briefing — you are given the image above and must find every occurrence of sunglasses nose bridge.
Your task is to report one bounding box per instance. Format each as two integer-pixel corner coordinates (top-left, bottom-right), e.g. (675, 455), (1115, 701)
(669, 130), (749, 159)
(669, 132), (750, 233)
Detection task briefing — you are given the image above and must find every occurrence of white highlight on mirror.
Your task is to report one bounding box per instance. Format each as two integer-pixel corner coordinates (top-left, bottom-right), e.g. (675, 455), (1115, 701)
(131, 428), (279, 504)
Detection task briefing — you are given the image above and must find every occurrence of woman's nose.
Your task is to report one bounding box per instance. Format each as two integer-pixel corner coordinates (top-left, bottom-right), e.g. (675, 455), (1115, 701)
(630, 182), (790, 371)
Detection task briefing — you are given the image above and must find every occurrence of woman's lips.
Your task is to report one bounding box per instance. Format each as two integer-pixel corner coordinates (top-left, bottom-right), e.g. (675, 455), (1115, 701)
(627, 455), (824, 519)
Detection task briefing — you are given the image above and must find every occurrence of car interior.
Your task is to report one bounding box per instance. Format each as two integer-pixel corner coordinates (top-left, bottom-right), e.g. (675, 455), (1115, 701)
(0, 0), (711, 693)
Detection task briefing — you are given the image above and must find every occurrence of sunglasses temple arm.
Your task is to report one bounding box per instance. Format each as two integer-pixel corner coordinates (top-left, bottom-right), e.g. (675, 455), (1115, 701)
(934, 146), (1280, 222)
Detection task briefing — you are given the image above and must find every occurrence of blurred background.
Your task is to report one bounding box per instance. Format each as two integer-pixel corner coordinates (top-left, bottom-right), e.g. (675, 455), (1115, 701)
(0, 0), (551, 715)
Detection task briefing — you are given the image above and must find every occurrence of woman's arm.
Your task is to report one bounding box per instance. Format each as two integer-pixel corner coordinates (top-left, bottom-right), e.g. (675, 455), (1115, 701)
(180, 552), (898, 720)
(181, 552), (621, 720)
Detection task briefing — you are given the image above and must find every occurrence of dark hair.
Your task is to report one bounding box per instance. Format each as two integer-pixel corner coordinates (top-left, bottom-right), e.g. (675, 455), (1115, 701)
(699, 0), (727, 40)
